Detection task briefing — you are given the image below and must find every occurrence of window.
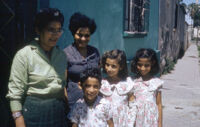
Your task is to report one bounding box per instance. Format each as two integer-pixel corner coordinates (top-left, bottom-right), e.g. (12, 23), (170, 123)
(124, 0), (150, 37)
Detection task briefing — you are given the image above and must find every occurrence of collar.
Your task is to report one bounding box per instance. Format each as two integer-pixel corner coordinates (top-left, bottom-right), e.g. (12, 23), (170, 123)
(29, 40), (58, 63)
(80, 96), (102, 109)
(100, 78), (131, 96)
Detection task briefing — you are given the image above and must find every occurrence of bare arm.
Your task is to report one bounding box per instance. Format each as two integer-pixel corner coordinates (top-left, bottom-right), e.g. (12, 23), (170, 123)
(64, 87), (68, 100)
(107, 118), (114, 127)
(72, 123), (78, 127)
(156, 91), (162, 127)
(128, 92), (135, 102)
(13, 111), (26, 127)
(128, 92), (135, 107)
(65, 69), (68, 80)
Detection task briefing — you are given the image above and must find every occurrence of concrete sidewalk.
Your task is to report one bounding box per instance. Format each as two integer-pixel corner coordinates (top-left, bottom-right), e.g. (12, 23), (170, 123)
(161, 43), (200, 127)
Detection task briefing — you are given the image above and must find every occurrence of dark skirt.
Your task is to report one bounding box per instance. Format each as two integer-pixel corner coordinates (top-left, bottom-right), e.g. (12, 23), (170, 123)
(22, 96), (68, 127)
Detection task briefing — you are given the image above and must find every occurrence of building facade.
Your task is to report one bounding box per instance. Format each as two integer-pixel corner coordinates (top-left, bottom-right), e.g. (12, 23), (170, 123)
(50, 0), (160, 61)
(159, 0), (188, 72)
(50, 0), (187, 73)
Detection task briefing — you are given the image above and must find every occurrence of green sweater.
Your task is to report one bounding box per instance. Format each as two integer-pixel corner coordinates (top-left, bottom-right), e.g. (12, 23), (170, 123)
(7, 40), (67, 112)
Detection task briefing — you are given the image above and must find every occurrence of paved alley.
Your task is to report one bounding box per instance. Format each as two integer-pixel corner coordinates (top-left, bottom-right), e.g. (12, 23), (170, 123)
(162, 43), (200, 127)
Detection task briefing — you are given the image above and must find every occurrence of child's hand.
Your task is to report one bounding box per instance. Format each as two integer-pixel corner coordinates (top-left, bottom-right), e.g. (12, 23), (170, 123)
(128, 93), (135, 102)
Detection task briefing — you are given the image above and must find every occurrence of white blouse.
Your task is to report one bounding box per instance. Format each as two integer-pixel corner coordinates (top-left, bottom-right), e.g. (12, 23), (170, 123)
(68, 96), (112, 127)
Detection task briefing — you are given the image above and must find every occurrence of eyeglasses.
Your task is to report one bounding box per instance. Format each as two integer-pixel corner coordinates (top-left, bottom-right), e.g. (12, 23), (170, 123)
(46, 27), (64, 34)
(75, 33), (90, 38)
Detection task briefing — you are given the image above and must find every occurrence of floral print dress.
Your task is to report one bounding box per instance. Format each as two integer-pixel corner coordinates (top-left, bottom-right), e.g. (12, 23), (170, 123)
(132, 77), (164, 127)
(100, 77), (137, 127)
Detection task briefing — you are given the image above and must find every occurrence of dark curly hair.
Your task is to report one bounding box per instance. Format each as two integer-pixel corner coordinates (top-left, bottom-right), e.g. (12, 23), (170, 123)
(34, 8), (64, 32)
(131, 48), (160, 78)
(69, 12), (96, 36)
(101, 49), (128, 80)
(80, 68), (102, 87)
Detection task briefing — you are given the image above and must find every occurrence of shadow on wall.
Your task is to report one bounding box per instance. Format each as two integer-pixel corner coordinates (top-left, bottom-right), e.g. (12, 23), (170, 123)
(0, 51), (14, 127)
(0, 0), (40, 126)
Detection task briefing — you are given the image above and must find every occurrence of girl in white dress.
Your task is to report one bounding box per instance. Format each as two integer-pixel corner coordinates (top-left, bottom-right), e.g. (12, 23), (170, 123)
(130, 48), (163, 127)
(100, 49), (137, 127)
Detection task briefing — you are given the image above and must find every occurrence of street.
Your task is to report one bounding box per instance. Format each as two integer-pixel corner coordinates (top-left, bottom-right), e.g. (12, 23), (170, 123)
(162, 43), (200, 127)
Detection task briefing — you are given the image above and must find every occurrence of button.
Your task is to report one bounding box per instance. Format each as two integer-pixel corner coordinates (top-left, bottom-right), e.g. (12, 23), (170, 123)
(24, 108), (28, 112)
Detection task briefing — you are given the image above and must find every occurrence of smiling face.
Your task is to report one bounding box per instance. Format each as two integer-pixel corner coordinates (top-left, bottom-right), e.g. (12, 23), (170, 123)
(137, 58), (152, 77)
(38, 21), (63, 51)
(74, 27), (91, 49)
(82, 77), (100, 106)
(105, 58), (121, 79)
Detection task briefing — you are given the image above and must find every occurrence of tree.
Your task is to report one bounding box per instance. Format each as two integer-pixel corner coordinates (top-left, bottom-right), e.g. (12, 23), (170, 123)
(188, 3), (200, 27)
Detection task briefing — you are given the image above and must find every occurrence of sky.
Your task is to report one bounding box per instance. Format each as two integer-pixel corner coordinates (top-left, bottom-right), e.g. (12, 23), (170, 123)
(183, 0), (197, 5)
(183, 0), (199, 24)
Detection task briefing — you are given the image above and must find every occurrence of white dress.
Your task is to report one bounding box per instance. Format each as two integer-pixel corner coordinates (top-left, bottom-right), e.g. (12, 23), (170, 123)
(132, 77), (164, 127)
(100, 77), (137, 127)
(68, 96), (112, 127)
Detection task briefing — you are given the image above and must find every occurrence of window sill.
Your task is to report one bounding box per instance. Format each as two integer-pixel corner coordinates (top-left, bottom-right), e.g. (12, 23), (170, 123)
(123, 31), (147, 38)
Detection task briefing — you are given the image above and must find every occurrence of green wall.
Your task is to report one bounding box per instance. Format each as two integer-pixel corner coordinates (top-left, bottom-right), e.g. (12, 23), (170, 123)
(124, 0), (159, 60)
(50, 0), (159, 60)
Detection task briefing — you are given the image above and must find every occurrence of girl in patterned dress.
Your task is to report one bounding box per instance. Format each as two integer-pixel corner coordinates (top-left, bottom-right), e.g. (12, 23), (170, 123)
(100, 49), (137, 127)
(130, 48), (163, 127)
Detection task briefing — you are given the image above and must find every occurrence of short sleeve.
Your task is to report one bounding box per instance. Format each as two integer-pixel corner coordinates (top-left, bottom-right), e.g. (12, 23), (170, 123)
(100, 80), (112, 96)
(148, 78), (164, 92)
(102, 99), (113, 121)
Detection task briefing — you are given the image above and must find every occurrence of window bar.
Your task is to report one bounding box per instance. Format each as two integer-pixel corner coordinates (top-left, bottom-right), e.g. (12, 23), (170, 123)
(129, 0), (133, 31)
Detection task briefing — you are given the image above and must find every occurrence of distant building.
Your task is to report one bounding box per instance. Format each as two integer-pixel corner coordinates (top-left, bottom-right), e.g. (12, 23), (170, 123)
(192, 27), (200, 39)
(188, 25), (193, 42)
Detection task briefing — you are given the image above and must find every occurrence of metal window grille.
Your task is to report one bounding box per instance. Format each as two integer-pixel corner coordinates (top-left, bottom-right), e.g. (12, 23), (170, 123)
(124, 0), (150, 34)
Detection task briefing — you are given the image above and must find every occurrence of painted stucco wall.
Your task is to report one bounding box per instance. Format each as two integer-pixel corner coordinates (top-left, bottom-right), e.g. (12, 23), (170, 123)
(159, 0), (187, 72)
(50, 0), (159, 60)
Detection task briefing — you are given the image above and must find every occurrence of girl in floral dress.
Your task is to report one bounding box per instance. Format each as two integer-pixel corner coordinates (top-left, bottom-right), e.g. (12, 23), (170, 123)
(130, 48), (163, 127)
(100, 49), (137, 127)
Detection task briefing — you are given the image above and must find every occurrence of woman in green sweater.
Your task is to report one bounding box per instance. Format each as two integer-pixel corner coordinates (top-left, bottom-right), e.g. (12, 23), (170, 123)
(7, 8), (68, 127)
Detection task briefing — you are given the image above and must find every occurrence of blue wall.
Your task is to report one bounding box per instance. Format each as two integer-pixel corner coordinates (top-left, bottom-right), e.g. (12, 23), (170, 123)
(50, 0), (159, 60)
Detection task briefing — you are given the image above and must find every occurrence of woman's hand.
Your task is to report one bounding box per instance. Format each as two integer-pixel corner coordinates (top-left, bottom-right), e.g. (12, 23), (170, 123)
(15, 115), (26, 127)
